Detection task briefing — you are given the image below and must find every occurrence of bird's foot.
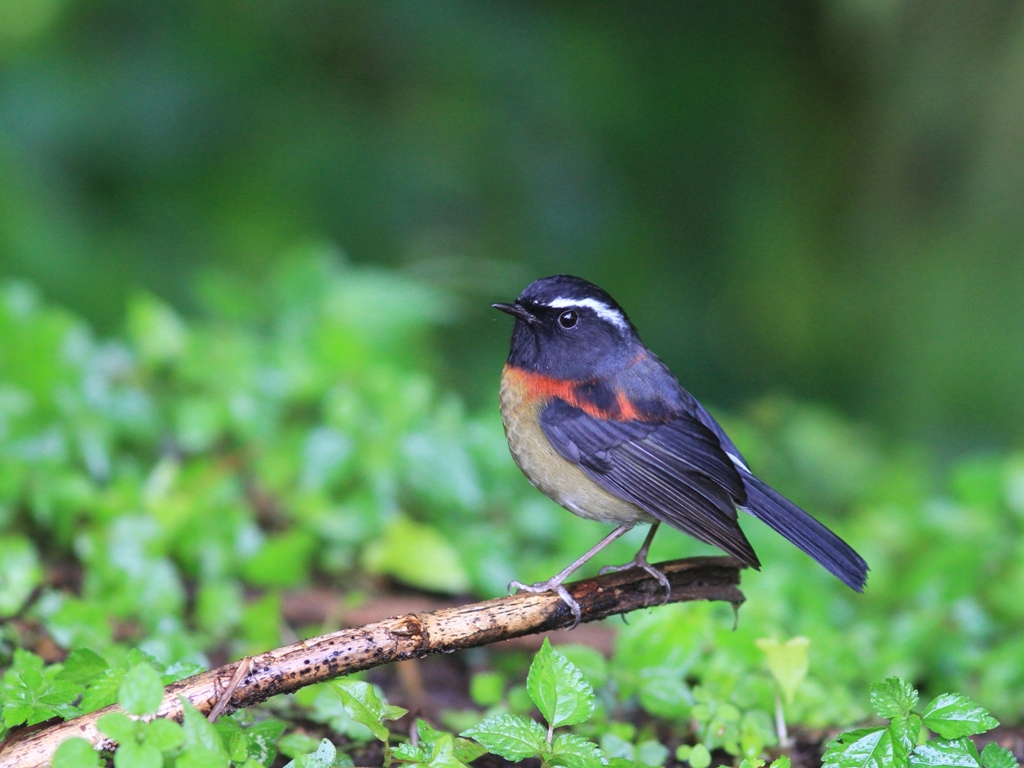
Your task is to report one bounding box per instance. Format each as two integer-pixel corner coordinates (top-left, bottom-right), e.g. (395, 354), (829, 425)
(508, 578), (582, 629)
(599, 557), (671, 604)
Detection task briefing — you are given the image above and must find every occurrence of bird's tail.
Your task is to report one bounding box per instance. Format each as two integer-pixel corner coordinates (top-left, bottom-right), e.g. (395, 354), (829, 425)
(741, 475), (868, 591)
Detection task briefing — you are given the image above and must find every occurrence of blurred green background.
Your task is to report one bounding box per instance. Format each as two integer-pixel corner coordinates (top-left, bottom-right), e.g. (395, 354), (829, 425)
(2, 0), (1023, 447)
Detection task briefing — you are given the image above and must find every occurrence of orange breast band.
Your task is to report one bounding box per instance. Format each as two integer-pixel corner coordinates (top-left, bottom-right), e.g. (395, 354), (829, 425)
(503, 365), (640, 421)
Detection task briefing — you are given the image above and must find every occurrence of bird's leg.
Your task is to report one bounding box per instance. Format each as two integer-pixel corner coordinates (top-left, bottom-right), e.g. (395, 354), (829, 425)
(509, 526), (631, 628)
(598, 522), (671, 602)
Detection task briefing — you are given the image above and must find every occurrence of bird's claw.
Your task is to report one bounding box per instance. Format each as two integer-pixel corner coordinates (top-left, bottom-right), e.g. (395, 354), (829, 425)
(599, 559), (672, 605)
(507, 579), (583, 629)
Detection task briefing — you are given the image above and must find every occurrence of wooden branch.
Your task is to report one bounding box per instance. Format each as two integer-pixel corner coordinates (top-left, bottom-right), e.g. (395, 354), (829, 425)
(0, 556), (744, 767)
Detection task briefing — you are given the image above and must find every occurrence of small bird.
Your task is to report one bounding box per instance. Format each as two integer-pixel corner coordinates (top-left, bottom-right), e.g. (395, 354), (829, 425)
(494, 275), (867, 624)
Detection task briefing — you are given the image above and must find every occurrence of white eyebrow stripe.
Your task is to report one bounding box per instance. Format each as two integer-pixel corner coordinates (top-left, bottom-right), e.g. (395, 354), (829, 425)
(546, 297), (629, 331)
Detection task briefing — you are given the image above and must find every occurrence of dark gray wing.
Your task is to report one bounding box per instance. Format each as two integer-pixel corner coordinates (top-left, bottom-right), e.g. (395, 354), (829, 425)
(540, 399), (760, 567)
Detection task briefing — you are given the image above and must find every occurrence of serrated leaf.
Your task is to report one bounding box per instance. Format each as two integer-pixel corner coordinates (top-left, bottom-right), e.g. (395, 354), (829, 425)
(909, 739), (979, 767)
(922, 693), (999, 739)
(871, 678), (919, 720)
(328, 680), (407, 742)
(890, 714), (922, 760)
(57, 650), (110, 686)
(81, 668), (127, 713)
(53, 737), (103, 768)
(550, 732), (605, 768)
(118, 664), (165, 716)
(822, 727), (899, 768)
(422, 733), (470, 768)
(461, 714), (548, 761)
(416, 719), (487, 764)
(755, 637), (809, 705)
(979, 741), (1018, 768)
(527, 639), (595, 728)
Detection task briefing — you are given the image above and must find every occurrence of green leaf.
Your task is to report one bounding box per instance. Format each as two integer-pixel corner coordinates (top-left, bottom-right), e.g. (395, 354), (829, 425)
(771, 758), (793, 768)
(53, 737), (103, 768)
(550, 733), (605, 768)
(556, 645), (610, 689)
(601, 733), (635, 761)
(362, 516), (470, 594)
(127, 292), (188, 365)
(113, 740), (163, 768)
(635, 740), (669, 767)
(242, 530), (318, 588)
(282, 738), (342, 768)
(755, 637), (809, 705)
(143, 718), (186, 752)
(97, 712), (139, 745)
(0, 535), (42, 615)
(242, 718), (288, 765)
(328, 680), (407, 742)
(469, 671), (505, 708)
(181, 698), (228, 756)
(688, 743), (711, 768)
(420, 732), (470, 768)
(871, 678), (919, 720)
(80, 668), (125, 713)
(890, 714), (923, 761)
(118, 664), (165, 716)
(461, 714), (549, 761)
(979, 742), (1018, 768)
(636, 667), (692, 719)
(822, 727), (899, 768)
(1, 648), (82, 725)
(57, 650), (110, 686)
(909, 739), (980, 767)
(416, 719), (486, 764)
(278, 732), (323, 758)
(921, 693), (1000, 739)
(526, 638), (595, 728)
(177, 745), (233, 768)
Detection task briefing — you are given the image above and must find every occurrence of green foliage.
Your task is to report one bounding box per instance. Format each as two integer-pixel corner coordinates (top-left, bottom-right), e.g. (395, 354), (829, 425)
(327, 680), (407, 743)
(461, 637), (607, 768)
(0, 263), (1022, 766)
(0, 649), (82, 736)
(823, 678), (1016, 768)
(755, 637), (809, 706)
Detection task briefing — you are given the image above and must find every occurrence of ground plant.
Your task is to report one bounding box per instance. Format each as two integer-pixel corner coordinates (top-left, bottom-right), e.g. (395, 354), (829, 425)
(0, 256), (1021, 765)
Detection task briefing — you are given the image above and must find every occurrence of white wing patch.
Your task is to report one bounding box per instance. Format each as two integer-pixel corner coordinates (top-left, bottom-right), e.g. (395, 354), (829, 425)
(726, 452), (750, 473)
(547, 297), (629, 331)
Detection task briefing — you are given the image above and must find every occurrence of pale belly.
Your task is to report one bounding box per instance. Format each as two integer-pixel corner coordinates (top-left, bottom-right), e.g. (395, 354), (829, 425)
(500, 372), (655, 527)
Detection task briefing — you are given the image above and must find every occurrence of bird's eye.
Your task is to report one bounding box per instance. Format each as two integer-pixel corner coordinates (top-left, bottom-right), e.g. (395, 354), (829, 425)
(558, 310), (578, 329)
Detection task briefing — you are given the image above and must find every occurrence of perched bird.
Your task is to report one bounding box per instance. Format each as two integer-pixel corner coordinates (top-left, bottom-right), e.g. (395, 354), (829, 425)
(494, 275), (868, 624)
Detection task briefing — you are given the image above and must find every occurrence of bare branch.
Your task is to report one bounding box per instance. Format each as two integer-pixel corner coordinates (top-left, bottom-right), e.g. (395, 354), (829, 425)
(0, 556), (744, 767)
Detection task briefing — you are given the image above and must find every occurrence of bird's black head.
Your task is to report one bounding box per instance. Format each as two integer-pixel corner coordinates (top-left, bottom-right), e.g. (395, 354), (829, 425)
(494, 275), (643, 380)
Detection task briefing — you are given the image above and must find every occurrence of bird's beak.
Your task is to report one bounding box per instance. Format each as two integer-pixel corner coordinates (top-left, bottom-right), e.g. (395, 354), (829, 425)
(492, 302), (536, 323)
